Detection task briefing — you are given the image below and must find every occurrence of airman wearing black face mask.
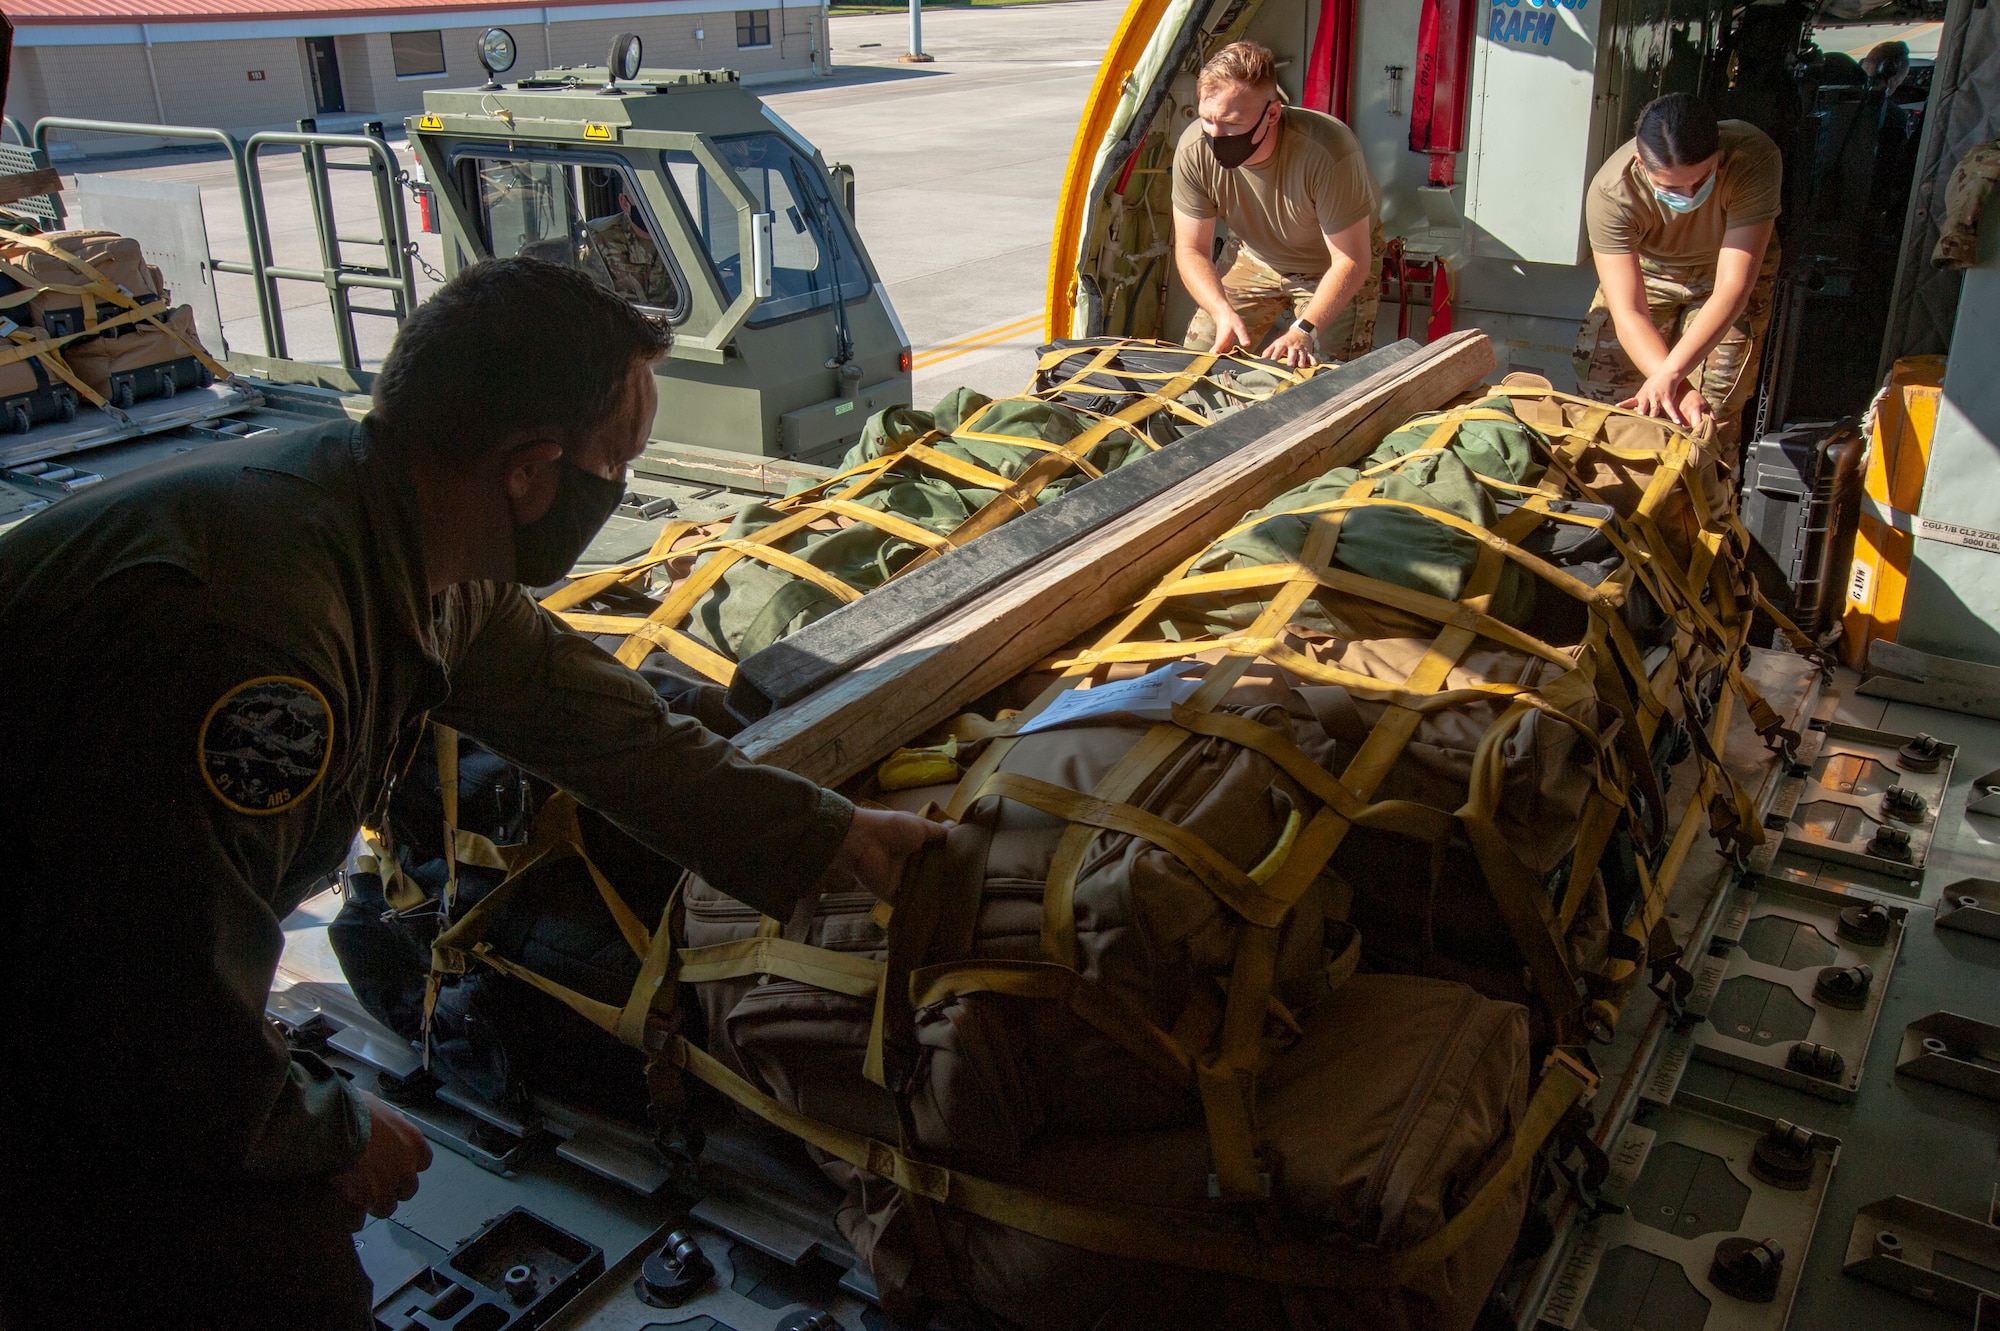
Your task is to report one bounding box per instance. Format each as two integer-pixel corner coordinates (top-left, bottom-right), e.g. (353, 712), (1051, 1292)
(1171, 39), (1384, 370)
(0, 258), (947, 1331)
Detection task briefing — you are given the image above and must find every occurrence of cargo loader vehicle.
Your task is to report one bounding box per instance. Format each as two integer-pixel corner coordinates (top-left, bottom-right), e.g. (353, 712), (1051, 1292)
(1, 28), (909, 538)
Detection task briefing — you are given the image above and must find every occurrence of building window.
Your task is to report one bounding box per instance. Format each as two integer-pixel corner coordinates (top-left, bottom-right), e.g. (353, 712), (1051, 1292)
(391, 30), (447, 78)
(736, 10), (772, 48)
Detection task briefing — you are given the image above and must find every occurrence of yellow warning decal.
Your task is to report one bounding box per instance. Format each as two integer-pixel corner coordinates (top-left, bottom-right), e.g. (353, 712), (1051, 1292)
(198, 675), (334, 816)
(418, 114), (444, 131)
(583, 122), (616, 140)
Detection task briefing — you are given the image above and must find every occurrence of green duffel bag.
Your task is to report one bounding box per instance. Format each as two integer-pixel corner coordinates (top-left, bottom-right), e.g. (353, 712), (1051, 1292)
(543, 340), (1315, 684)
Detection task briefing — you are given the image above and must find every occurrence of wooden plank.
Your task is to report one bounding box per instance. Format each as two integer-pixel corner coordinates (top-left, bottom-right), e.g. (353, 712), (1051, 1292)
(0, 169), (63, 207)
(734, 328), (1498, 785)
(726, 339), (1426, 719)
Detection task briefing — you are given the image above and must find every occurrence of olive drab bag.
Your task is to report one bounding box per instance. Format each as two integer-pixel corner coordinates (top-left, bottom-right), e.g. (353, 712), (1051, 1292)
(537, 340), (1316, 690)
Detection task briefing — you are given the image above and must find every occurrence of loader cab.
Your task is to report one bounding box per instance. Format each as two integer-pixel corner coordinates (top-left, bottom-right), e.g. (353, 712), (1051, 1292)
(409, 44), (911, 465)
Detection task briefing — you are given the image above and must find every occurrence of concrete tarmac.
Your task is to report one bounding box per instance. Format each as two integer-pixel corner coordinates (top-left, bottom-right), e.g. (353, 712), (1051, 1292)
(770, 1), (1122, 403)
(42, 0), (1122, 410)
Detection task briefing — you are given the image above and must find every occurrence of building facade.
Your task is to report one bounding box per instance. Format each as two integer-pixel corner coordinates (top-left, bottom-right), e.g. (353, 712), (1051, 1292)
(7, 0), (831, 155)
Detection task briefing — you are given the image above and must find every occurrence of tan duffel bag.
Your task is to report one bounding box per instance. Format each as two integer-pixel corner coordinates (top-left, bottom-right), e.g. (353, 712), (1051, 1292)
(0, 229), (166, 338)
(664, 654), (1588, 1325)
(0, 232), (225, 412)
(681, 877), (902, 1142)
(844, 973), (1533, 1331)
(1499, 379), (1734, 571)
(681, 846), (1549, 1331)
(685, 634), (1596, 1162)
(686, 673), (1357, 1167)
(63, 304), (211, 406)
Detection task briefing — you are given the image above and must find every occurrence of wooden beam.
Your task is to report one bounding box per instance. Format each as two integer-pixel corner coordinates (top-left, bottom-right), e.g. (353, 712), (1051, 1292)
(726, 339), (1426, 719)
(0, 169), (62, 207)
(735, 328), (1498, 785)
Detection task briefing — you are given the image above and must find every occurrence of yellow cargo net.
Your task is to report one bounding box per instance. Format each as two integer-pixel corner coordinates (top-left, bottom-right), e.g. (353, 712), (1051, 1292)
(434, 382), (1818, 1295)
(538, 341), (1313, 686)
(874, 385), (1812, 1241)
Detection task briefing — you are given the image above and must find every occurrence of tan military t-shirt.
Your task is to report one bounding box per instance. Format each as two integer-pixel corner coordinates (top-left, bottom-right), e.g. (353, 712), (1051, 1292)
(1585, 120), (1783, 274)
(1173, 107), (1379, 277)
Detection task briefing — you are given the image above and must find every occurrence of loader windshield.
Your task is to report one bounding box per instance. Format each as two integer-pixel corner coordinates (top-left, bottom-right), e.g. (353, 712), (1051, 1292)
(660, 132), (869, 325)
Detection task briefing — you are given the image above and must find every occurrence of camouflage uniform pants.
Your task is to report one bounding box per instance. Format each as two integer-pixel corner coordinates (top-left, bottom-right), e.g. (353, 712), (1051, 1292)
(1185, 223), (1386, 364)
(1571, 260), (1778, 458)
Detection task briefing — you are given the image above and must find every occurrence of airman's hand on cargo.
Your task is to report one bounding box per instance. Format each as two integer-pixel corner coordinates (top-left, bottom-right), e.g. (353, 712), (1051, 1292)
(331, 1092), (434, 1231)
(1620, 368), (1705, 429)
(1677, 387), (1712, 431)
(822, 806), (952, 905)
(1207, 307), (1255, 357)
(1263, 325), (1320, 369)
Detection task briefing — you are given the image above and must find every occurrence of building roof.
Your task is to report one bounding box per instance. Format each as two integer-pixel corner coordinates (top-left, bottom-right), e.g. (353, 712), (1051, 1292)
(3, 0), (623, 24)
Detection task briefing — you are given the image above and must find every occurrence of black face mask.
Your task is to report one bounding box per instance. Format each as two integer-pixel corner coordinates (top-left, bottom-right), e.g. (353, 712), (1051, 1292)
(1206, 101), (1276, 170)
(513, 461), (626, 587)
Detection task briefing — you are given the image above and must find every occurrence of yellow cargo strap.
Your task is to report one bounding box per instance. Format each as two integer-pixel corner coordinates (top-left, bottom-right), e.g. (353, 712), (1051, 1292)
(354, 824), (429, 914)
(677, 936), (883, 998)
(666, 1030), (1596, 1291)
(535, 342), (1313, 686)
(436, 724), (461, 911)
(893, 350), (1221, 576)
(977, 772), (1299, 928)
(429, 792), (685, 1051)
(427, 781), (1600, 1291)
(910, 958), (1198, 1088)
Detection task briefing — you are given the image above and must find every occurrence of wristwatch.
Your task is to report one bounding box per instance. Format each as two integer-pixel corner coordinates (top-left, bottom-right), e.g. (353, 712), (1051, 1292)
(1292, 317), (1317, 337)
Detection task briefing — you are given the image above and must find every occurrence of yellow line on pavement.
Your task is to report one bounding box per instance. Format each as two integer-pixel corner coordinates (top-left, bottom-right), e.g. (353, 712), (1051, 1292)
(913, 313), (1043, 369)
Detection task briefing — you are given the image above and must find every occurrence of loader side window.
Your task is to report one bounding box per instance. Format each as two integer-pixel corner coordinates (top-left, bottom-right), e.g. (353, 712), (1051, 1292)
(459, 155), (689, 322)
(660, 132), (868, 325)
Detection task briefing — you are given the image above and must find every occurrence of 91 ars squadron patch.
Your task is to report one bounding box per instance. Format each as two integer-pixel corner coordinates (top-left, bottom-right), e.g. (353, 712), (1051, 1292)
(198, 676), (333, 815)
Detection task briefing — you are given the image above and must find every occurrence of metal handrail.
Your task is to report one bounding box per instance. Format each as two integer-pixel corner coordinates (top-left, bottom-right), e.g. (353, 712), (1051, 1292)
(31, 117), (282, 357)
(30, 117), (421, 371)
(244, 129), (418, 370)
